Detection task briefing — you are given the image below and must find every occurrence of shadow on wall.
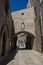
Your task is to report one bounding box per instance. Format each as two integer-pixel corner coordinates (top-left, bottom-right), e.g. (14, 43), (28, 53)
(0, 49), (18, 65)
(0, 31), (34, 65)
(25, 35), (34, 49)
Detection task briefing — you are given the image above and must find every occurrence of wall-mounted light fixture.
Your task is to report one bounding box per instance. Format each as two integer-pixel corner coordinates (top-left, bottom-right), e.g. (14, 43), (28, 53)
(21, 22), (25, 30)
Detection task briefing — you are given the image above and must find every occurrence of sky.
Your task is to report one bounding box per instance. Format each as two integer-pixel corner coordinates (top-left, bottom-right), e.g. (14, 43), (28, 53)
(9, 0), (29, 12)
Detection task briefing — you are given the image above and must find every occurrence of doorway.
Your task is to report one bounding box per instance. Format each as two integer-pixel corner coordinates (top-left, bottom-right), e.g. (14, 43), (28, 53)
(26, 35), (32, 49)
(1, 32), (6, 56)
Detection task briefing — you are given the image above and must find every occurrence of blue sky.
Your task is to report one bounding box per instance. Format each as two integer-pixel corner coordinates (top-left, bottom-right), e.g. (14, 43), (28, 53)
(9, 0), (29, 12)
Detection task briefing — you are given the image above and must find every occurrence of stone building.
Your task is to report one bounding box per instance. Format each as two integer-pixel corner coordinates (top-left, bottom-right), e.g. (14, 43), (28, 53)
(30, 0), (43, 53)
(27, 0), (43, 52)
(0, 0), (43, 61)
(28, 0), (42, 52)
(40, 0), (43, 52)
(0, 0), (15, 60)
(12, 7), (36, 49)
(11, 0), (43, 53)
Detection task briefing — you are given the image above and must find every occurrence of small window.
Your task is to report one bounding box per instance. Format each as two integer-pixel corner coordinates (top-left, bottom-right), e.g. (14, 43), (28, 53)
(21, 13), (24, 15)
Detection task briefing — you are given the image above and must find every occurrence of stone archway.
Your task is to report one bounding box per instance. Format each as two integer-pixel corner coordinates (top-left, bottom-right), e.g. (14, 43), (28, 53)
(15, 31), (34, 50)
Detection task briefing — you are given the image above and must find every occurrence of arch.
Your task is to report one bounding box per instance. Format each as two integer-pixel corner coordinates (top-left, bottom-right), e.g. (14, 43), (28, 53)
(15, 31), (34, 49)
(15, 31), (35, 37)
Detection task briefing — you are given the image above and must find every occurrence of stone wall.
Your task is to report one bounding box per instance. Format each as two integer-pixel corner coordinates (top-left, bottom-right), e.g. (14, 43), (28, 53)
(11, 7), (36, 51)
(11, 0), (43, 52)
(12, 7), (35, 36)
(31, 0), (42, 52)
(40, 1), (43, 52)
(0, 0), (14, 59)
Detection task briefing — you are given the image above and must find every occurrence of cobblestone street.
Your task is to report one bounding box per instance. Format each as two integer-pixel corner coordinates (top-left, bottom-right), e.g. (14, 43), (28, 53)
(7, 50), (43, 65)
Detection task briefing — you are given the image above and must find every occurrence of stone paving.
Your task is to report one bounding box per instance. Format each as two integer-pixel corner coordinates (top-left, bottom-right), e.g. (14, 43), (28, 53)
(7, 50), (43, 65)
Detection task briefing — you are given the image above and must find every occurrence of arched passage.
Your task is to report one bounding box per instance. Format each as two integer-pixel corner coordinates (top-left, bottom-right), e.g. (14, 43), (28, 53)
(15, 31), (34, 50)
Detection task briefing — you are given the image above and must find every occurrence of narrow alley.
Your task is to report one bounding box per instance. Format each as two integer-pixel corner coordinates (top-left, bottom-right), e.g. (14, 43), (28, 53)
(7, 50), (43, 65)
